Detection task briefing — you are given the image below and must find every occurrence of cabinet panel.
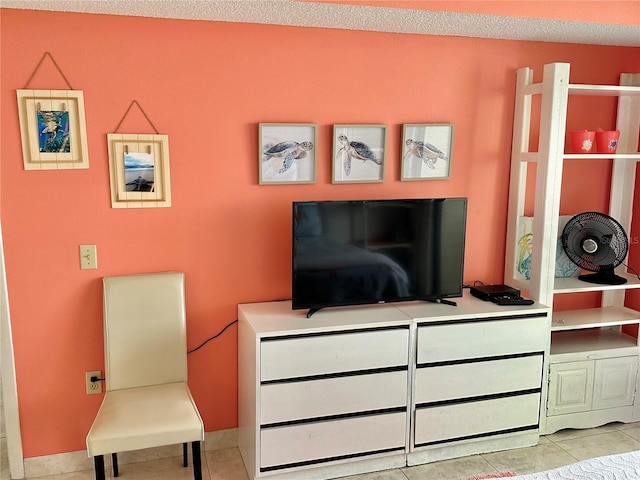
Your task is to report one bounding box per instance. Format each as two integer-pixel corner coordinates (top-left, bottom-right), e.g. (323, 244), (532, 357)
(593, 357), (637, 410)
(548, 357), (638, 417)
(417, 317), (546, 364)
(548, 361), (594, 416)
(260, 412), (406, 470)
(261, 328), (409, 381)
(415, 355), (542, 404)
(261, 371), (407, 424)
(414, 393), (540, 446)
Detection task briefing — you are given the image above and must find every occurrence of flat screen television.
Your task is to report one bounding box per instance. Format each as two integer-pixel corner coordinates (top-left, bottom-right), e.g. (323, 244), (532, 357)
(292, 198), (467, 316)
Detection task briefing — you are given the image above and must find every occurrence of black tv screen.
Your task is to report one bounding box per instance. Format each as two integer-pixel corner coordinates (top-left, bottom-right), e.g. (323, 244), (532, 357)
(292, 198), (467, 315)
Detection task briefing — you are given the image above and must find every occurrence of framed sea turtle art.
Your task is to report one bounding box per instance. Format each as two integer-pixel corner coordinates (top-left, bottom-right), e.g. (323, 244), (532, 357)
(16, 89), (89, 170)
(332, 124), (387, 184)
(107, 133), (171, 208)
(259, 123), (317, 185)
(401, 123), (454, 181)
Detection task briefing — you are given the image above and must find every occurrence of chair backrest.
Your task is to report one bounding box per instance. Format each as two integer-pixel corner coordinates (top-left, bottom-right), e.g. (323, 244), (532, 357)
(103, 271), (188, 391)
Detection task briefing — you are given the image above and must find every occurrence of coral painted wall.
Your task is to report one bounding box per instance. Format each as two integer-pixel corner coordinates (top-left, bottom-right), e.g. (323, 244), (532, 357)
(1, 7), (638, 458)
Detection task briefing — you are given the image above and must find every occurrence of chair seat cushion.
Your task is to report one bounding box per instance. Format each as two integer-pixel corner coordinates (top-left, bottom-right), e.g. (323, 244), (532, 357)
(86, 382), (204, 456)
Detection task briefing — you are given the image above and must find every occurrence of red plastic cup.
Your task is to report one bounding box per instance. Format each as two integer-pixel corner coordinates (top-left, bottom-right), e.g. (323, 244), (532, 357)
(595, 130), (620, 154)
(570, 130), (595, 153)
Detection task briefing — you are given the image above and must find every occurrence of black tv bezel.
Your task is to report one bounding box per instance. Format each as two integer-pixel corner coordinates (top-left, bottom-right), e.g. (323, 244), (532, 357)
(291, 197), (467, 316)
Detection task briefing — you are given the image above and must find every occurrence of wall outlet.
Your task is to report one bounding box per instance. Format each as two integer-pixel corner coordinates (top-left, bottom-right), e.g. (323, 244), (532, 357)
(86, 370), (103, 395)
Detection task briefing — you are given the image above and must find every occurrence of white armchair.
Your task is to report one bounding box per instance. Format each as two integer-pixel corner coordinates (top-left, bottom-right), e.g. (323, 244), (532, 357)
(86, 272), (204, 480)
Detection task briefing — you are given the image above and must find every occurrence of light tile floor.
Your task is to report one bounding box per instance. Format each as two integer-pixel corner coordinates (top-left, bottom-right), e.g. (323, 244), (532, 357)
(2, 422), (640, 480)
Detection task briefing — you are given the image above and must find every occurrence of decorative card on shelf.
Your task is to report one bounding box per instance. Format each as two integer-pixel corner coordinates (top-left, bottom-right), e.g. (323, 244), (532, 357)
(516, 216), (579, 281)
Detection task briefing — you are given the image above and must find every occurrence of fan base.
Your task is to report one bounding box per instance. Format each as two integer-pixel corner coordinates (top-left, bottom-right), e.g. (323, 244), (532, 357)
(578, 272), (627, 285)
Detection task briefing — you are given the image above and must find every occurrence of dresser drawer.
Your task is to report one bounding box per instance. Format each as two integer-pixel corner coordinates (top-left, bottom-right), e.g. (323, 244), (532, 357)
(414, 392), (540, 446)
(261, 327), (409, 381)
(415, 355), (543, 404)
(417, 317), (546, 364)
(262, 370), (407, 424)
(260, 411), (406, 470)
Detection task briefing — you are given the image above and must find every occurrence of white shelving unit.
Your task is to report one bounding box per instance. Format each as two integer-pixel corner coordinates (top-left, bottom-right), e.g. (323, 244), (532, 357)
(504, 62), (640, 434)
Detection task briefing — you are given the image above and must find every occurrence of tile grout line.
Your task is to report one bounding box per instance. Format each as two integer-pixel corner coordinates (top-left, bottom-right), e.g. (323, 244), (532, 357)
(544, 433), (595, 463)
(543, 427), (640, 464)
(544, 433), (582, 463)
(478, 454), (507, 474)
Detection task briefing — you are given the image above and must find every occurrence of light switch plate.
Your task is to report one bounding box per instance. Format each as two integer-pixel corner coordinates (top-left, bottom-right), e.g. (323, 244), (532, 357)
(79, 245), (97, 269)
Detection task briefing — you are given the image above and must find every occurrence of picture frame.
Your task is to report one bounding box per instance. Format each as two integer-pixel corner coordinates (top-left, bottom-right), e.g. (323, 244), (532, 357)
(16, 89), (89, 170)
(401, 123), (454, 181)
(107, 133), (171, 208)
(332, 124), (386, 183)
(259, 123), (317, 185)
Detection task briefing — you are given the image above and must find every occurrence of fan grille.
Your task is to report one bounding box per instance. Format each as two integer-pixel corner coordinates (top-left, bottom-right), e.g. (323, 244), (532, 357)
(562, 212), (628, 272)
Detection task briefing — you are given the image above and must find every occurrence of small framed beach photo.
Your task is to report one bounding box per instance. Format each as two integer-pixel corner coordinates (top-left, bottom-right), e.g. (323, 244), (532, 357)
(259, 123), (317, 185)
(107, 133), (171, 208)
(16, 89), (89, 170)
(401, 123), (454, 180)
(332, 124), (386, 183)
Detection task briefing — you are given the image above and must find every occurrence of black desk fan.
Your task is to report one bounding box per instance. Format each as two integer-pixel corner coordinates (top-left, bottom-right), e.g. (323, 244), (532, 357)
(561, 211), (629, 285)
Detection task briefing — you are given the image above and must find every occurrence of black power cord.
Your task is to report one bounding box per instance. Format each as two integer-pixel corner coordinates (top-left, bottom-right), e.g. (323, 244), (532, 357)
(188, 318), (238, 354)
(88, 319), (239, 385)
(624, 263), (640, 280)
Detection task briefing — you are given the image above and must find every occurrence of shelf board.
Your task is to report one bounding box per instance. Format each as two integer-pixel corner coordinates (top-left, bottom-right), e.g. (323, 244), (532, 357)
(563, 153), (640, 160)
(551, 329), (639, 356)
(523, 83), (640, 97)
(568, 84), (640, 96)
(554, 274), (640, 294)
(551, 306), (640, 331)
(515, 153), (640, 162)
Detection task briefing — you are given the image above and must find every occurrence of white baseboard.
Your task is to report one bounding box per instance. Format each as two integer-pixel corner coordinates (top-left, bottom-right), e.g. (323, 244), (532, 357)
(23, 428), (238, 478)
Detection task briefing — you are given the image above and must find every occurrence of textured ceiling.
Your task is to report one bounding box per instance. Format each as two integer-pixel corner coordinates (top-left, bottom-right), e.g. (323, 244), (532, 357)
(3, 0), (639, 46)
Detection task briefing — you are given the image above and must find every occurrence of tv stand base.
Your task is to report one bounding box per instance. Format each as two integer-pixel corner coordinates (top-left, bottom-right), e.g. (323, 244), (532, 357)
(304, 298), (458, 318)
(430, 298), (457, 306)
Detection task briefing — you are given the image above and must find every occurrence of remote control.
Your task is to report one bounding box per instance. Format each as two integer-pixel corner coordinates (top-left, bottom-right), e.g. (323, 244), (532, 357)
(492, 296), (534, 306)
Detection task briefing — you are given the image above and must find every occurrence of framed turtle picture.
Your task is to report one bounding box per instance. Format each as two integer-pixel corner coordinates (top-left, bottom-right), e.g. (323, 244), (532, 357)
(332, 124), (387, 183)
(401, 123), (454, 181)
(259, 123), (317, 185)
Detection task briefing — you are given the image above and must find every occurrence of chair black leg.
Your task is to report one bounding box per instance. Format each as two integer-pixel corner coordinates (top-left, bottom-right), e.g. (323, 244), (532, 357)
(94, 455), (106, 480)
(112, 452), (119, 477)
(183, 442), (188, 467)
(192, 441), (202, 480)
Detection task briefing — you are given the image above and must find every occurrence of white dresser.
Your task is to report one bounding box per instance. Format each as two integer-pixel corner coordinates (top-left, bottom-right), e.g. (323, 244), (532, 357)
(238, 293), (550, 479)
(400, 301), (548, 464)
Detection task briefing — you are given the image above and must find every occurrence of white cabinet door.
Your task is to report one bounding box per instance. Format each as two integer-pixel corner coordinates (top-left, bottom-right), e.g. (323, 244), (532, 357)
(548, 357), (638, 416)
(593, 357), (638, 411)
(548, 361), (594, 416)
